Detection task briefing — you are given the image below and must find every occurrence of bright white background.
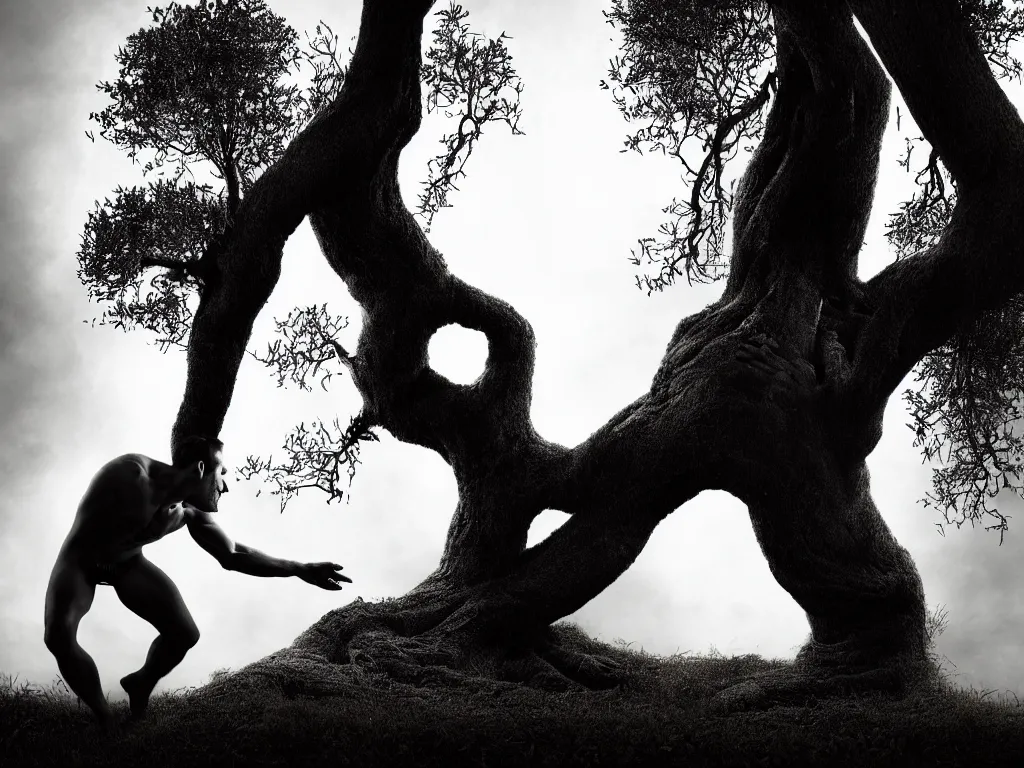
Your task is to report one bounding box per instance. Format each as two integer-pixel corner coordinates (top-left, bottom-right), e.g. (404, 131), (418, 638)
(2, 0), (1022, 707)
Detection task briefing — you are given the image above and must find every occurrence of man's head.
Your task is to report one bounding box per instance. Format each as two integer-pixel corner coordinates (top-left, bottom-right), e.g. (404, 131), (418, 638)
(172, 435), (229, 510)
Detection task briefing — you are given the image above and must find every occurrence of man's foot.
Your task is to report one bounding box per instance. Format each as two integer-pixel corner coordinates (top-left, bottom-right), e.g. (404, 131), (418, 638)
(120, 671), (155, 719)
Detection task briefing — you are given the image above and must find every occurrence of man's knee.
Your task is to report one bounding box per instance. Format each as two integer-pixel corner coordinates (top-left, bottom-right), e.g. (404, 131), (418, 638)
(171, 623), (200, 649)
(44, 622), (74, 655)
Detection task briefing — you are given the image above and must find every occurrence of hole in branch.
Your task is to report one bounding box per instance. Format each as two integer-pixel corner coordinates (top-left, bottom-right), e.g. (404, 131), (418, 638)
(428, 324), (488, 384)
(526, 509), (570, 548)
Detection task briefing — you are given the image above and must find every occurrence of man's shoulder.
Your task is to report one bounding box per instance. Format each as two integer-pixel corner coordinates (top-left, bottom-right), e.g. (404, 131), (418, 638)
(99, 454), (177, 480)
(81, 455), (157, 501)
(99, 453), (153, 471)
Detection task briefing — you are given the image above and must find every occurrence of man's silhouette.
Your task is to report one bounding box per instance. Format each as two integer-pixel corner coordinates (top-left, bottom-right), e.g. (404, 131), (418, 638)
(43, 435), (351, 731)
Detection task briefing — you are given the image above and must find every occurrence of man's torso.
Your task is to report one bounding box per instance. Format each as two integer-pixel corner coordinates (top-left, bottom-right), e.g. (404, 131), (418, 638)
(61, 454), (190, 564)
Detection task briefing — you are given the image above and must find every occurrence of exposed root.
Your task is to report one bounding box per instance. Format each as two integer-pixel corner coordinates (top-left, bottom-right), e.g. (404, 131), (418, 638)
(709, 638), (935, 715)
(709, 665), (906, 714)
(194, 597), (639, 706)
(344, 622), (630, 693)
(538, 640), (622, 690)
(349, 629), (464, 669)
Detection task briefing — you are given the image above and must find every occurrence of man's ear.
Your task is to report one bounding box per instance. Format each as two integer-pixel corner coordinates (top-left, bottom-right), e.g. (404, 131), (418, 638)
(196, 460), (205, 478)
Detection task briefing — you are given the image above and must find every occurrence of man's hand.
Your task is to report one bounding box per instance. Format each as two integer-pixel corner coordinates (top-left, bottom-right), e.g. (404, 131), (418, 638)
(296, 562), (352, 591)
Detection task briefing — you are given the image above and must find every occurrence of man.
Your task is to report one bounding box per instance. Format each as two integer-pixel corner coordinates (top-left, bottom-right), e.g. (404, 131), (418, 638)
(43, 435), (351, 732)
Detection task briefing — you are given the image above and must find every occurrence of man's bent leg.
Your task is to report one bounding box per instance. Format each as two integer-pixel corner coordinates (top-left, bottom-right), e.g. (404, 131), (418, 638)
(43, 558), (115, 729)
(112, 554), (200, 718)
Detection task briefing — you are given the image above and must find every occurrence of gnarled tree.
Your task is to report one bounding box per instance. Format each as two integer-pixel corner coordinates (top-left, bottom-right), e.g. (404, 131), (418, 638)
(80, 0), (1024, 708)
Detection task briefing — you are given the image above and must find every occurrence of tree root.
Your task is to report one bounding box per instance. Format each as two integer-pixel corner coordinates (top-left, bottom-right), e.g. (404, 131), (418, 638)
(194, 597), (640, 704)
(192, 594), (935, 720)
(538, 640), (622, 690)
(343, 622), (627, 693)
(709, 647), (935, 714)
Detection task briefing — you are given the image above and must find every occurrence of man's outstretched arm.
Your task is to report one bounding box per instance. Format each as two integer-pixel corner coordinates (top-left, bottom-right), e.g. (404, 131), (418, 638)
(186, 507), (352, 589)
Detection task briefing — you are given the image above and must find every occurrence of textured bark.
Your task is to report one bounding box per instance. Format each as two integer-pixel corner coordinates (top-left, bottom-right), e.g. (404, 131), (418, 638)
(168, 0), (1024, 705)
(844, 0), (1024, 419)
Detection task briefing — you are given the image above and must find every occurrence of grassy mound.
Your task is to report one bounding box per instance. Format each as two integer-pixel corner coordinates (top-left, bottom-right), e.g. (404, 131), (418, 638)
(3, 623), (1022, 767)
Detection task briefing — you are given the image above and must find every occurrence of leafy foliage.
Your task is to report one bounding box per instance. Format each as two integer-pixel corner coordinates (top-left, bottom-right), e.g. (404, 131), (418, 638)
(417, 3), (525, 232)
(885, 136), (957, 262)
(77, 180), (222, 351)
(889, 1), (1024, 537)
(295, 22), (350, 129)
(89, 0), (304, 191)
(963, 0), (1024, 80)
(79, 0), (306, 350)
(601, 0), (775, 291)
(248, 304), (351, 393)
(236, 413), (379, 512)
(80, 1), (525, 510)
(904, 295), (1024, 543)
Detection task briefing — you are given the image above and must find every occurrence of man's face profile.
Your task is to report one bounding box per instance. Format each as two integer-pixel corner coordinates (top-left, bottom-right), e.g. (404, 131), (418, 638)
(193, 450), (229, 511)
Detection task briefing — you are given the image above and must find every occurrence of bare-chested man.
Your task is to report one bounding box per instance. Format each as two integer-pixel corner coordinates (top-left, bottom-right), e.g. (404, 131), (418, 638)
(43, 435), (351, 732)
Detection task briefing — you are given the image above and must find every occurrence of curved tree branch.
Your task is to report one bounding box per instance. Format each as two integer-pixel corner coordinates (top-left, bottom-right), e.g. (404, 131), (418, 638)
(171, 1), (439, 451)
(301, 1), (574, 585)
(842, 0), (1024, 418)
(728, 1), (890, 313)
(603, 0), (776, 290)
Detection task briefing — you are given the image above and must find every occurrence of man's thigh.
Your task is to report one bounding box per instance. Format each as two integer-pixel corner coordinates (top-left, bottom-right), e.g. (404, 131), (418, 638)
(112, 554), (199, 640)
(44, 558), (96, 642)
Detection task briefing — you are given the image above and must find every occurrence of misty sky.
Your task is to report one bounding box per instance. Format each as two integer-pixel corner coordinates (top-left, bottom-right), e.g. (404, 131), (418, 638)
(2, 0), (1023, 708)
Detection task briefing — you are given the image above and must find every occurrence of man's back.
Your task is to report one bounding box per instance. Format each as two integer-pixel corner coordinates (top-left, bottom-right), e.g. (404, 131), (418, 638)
(62, 454), (182, 561)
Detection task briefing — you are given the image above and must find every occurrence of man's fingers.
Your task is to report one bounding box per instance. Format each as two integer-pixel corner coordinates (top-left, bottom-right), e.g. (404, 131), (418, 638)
(301, 562), (353, 588)
(322, 562), (352, 582)
(312, 561), (345, 571)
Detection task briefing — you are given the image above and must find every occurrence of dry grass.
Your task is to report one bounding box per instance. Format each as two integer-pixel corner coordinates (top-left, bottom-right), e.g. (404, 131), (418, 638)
(3, 621), (1023, 768)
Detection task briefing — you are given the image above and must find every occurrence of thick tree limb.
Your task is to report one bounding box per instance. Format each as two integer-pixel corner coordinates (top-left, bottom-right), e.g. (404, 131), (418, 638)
(296, 2), (581, 586)
(171, 1), (439, 449)
(301, 0), (715, 608)
(842, 0), (1024, 416)
(729, 1), (889, 310)
(853, 0), (1023, 187)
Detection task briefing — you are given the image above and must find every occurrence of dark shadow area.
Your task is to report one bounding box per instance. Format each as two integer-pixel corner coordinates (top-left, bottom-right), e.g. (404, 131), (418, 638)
(4, 620), (1022, 768)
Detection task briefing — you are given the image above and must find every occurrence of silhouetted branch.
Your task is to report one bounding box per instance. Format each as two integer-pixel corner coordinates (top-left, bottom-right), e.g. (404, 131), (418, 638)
(880, 2), (1024, 541)
(416, 2), (524, 232)
(294, 21), (351, 130)
(237, 412), (379, 512)
(887, 142), (956, 260)
(77, 180), (222, 352)
(602, 0), (775, 291)
(247, 303), (351, 392)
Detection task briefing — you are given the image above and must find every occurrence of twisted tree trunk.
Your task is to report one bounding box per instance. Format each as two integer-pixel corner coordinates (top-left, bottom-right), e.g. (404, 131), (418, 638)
(170, 0), (1024, 707)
